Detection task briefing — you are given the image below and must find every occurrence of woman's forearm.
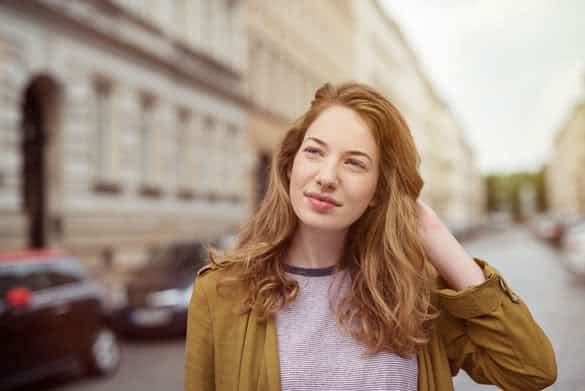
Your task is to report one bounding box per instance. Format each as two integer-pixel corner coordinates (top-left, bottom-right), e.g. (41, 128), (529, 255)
(417, 201), (485, 291)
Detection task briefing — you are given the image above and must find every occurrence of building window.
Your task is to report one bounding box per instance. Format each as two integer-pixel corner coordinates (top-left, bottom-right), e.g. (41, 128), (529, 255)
(91, 78), (124, 194)
(176, 109), (190, 188)
(202, 115), (216, 197)
(139, 94), (157, 186)
(226, 124), (240, 200)
(94, 79), (112, 179)
(138, 95), (162, 199)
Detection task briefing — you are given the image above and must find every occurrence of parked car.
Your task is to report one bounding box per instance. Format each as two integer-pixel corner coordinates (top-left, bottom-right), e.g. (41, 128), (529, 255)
(0, 249), (121, 390)
(111, 241), (209, 337)
(530, 214), (560, 242)
(211, 230), (239, 251)
(531, 214), (585, 247)
(561, 220), (585, 276)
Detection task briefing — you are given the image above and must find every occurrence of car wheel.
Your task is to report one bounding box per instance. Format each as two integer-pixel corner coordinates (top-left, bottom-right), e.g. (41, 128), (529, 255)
(85, 326), (121, 377)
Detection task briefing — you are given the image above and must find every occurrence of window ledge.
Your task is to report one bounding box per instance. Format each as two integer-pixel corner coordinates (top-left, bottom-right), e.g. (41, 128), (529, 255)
(93, 179), (123, 194)
(139, 183), (164, 198)
(177, 188), (196, 200)
(227, 194), (244, 204)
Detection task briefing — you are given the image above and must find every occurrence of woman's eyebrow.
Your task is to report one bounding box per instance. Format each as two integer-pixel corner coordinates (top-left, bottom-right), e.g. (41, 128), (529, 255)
(305, 136), (372, 163)
(305, 136), (327, 146)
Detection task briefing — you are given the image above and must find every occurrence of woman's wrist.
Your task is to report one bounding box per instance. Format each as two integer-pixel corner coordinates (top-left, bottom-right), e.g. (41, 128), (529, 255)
(417, 201), (486, 291)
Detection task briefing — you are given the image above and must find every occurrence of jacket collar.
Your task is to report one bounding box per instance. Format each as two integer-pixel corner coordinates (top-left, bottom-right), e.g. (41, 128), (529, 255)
(265, 317), (281, 390)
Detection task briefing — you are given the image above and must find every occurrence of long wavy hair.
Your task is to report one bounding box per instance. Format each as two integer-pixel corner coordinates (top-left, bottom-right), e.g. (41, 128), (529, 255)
(210, 82), (439, 357)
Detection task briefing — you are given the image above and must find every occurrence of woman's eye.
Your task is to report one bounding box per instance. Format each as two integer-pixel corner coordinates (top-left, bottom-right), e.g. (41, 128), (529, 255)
(303, 147), (322, 156)
(346, 159), (366, 169)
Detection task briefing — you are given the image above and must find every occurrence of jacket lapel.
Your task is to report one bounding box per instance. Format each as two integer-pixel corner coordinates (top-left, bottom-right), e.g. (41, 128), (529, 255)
(264, 316), (281, 390)
(235, 311), (281, 391)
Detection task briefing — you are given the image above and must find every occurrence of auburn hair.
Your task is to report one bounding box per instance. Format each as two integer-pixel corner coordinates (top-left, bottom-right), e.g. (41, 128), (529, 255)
(210, 82), (439, 357)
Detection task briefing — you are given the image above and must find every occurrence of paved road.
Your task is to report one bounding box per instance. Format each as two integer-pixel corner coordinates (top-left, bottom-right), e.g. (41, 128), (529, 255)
(54, 225), (584, 391)
(454, 226), (585, 391)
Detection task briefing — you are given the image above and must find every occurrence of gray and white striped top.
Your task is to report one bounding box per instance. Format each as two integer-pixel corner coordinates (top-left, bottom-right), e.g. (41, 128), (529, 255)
(276, 264), (418, 391)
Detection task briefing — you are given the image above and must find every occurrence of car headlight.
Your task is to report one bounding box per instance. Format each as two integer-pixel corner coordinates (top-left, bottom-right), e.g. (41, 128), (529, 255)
(147, 285), (193, 307)
(182, 284), (194, 304)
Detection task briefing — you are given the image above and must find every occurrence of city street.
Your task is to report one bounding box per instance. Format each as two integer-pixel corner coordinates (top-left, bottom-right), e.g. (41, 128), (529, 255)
(54, 225), (583, 391)
(454, 226), (585, 391)
(2, 2), (582, 391)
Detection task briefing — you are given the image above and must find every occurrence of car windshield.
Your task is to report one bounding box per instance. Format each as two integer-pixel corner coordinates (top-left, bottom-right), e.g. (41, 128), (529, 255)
(148, 242), (208, 270)
(0, 258), (86, 299)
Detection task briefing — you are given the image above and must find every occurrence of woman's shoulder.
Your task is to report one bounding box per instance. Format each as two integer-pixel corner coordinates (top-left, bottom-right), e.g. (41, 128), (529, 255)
(196, 262), (221, 279)
(195, 262), (227, 288)
(194, 262), (240, 302)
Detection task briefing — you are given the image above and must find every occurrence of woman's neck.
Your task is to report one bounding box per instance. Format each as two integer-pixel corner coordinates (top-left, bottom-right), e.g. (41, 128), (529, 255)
(284, 225), (348, 269)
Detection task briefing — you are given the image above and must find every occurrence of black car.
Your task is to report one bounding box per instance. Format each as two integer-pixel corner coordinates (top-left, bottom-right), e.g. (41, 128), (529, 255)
(111, 241), (208, 337)
(0, 249), (121, 389)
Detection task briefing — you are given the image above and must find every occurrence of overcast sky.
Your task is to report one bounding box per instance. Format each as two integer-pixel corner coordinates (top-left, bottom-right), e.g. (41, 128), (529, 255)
(380, 0), (585, 174)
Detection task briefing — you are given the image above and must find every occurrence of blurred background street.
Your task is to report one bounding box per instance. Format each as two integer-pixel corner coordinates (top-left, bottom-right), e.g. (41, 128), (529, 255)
(0, 0), (584, 390)
(22, 224), (584, 391)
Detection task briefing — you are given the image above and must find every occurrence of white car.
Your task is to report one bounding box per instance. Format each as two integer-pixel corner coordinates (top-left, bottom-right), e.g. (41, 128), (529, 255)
(562, 221), (585, 276)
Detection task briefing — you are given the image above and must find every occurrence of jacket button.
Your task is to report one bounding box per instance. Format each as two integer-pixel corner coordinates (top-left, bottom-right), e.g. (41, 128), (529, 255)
(499, 277), (520, 303)
(509, 291), (521, 303)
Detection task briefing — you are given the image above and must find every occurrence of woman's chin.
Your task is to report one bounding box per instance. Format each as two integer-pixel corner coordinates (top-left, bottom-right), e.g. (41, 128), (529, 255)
(297, 214), (351, 232)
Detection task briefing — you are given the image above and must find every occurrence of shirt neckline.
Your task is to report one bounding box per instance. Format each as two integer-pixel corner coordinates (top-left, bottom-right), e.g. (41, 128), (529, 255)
(283, 263), (338, 277)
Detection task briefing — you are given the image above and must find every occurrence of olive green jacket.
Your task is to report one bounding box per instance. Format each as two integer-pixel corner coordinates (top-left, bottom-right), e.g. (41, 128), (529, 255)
(185, 259), (557, 391)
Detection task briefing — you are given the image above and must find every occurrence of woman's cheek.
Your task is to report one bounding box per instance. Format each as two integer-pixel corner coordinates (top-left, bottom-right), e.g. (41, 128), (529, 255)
(353, 179), (378, 208)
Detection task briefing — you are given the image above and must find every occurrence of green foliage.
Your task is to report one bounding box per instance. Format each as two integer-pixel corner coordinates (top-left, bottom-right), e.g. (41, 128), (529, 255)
(483, 165), (548, 220)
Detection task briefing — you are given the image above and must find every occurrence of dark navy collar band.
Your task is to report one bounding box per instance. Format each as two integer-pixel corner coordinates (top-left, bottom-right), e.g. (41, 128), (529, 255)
(283, 263), (337, 277)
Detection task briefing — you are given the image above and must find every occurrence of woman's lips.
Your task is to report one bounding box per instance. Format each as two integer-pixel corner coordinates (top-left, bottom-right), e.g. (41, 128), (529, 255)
(305, 194), (339, 212)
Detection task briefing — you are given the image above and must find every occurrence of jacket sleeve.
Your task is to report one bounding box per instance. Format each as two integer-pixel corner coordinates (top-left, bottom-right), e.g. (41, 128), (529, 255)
(184, 274), (214, 391)
(435, 258), (557, 391)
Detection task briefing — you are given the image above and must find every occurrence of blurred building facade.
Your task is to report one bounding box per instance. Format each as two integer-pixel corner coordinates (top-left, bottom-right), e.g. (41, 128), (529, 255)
(429, 107), (485, 228)
(548, 99), (585, 214)
(245, 0), (354, 203)
(0, 0), (253, 270)
(0, 0), (484, 269)
(352, 0), (484, 229)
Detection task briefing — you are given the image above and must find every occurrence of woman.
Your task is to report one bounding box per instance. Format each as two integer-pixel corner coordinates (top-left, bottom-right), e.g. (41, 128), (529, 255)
(185, 82), (557, 391)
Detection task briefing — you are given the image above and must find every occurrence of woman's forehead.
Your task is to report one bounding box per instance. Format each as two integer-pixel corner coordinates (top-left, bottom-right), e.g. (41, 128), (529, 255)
(304, 107), (378, 156)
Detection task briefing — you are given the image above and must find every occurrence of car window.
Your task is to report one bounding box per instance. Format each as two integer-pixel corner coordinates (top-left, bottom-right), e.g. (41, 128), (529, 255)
(149, 242), (208, 270)
(175, 243), (208, 269)
(49, 259), (86, 285)
(0, 258), (86, 298)
(0, 262), (53, 297)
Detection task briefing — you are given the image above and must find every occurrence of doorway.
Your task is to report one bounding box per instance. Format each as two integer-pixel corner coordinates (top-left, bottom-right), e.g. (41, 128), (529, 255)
(255, 152), (271, 206)
(20, 75), (61, 249)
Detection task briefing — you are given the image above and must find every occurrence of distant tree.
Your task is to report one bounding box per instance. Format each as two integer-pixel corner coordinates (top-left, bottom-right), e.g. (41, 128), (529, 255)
(483, 169), (548, 220)
(534, 165), (549, 212)
(484, 173), (511, 212)
(485, 175), (499, 211)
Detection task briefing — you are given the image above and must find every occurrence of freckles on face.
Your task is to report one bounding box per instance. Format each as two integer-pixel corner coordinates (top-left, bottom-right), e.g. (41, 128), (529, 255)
(289, 105), (380, 231)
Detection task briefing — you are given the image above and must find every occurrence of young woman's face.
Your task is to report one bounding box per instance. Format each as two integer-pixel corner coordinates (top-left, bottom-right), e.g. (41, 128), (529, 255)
(289, 105), (380, 232)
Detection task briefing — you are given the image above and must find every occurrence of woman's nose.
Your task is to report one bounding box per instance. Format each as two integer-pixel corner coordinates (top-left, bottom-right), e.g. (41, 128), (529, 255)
(315, 162), (339, 189)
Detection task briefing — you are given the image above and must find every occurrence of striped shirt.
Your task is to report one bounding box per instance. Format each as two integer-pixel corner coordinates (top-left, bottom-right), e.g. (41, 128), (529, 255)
(276, 264), (418, 391)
